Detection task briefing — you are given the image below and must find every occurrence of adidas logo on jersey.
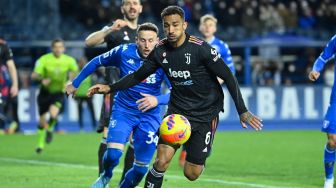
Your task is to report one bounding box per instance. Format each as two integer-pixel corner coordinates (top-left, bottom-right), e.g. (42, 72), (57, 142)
(162, 58), (168, 64)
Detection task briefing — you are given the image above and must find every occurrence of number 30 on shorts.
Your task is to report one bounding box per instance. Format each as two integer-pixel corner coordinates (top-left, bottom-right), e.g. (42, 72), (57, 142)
(146, 131), (159, 145)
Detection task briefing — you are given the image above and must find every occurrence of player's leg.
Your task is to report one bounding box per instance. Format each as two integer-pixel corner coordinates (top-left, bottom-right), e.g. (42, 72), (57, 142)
(119, 134), (135, 184)
(183, 116), (218, 181)
(120, 114), (160, 187)
(178, 145), (187, 168)
(46, 100), (62, 144)
(98, 127), (108, 176)
(120, 128), (158, 188)
(322, 105), (336, 188)
(35, 90), (50, 153)
(97, 102), (110, 175)
(325, 134), (336, 183)
(144, 140), (178, 188)
(93, 111), (136, 187)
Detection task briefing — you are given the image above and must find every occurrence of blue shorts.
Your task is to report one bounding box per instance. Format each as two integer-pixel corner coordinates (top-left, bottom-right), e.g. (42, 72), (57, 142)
(106, 110), (160, 164)
(321, 104), (336, 134)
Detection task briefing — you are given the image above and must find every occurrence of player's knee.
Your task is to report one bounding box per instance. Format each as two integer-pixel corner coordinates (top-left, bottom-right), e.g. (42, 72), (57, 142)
(154, 158), (170, 171)
(104, 148), (123, 165)
(133, 163), (149, 177)
(327, 136), (336, 149)
(183, 170), (201, 181)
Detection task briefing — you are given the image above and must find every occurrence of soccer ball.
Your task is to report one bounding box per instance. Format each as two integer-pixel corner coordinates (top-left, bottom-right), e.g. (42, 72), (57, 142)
(159, 114), (191, 145)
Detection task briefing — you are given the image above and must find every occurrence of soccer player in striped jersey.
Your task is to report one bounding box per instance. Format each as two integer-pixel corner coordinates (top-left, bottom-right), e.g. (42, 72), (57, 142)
(309, 34), (336, 188)
(88, 6), (262, 187)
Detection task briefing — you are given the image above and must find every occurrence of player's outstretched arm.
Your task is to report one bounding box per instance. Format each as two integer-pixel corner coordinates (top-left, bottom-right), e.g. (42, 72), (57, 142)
(85, 19), (128, 47)
(202, 45), (263, 130)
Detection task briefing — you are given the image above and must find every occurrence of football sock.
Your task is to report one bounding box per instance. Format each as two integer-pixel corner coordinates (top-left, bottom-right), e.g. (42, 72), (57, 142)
(119, 163), (148, 188)
(144, 166), (165, 188)
(325, 144), (336, 179)
(37, 126), (46, 149)
(103, 148), (123, 179)
(47, 117), (57, 132)
(119, 144), (135, 184)
(98, 137), (107, 175)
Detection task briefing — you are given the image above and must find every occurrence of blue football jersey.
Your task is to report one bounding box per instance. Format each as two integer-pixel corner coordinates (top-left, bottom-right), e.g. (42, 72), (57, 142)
(208, 36), (235, 74)
(73, 43), (170, 114)
(313, 34), (336, 104)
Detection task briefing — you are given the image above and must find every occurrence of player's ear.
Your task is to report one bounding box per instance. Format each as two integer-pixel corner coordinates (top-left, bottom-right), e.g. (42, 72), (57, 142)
(139, 4), (143, 14)
(183, 21), (188, 30)
(121, 6), (125, 15)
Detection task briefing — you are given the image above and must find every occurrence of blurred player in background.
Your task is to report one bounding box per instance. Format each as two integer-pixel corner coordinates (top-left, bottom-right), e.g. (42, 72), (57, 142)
(85, 0), (142, 180)
(88, 6), (262, 187)
(75, 57), (97, 131)
(66, 23), (171, 188)
(31, 39), (78, 153)
(178, 14), (237, 167)
(0, 39), (18, 134)
(309, 34), (336, 188)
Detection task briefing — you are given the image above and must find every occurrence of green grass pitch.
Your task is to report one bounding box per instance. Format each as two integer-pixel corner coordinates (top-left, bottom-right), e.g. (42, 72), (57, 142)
(0, 130), (325, 188)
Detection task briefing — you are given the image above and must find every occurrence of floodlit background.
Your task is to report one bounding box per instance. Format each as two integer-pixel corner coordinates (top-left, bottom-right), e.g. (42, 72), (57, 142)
(0, 0), (335, 187)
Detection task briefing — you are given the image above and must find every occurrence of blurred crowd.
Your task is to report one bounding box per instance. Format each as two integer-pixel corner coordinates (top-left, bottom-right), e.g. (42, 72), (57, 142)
(1, 0), (335, 89)
(59, 0), (336, 40)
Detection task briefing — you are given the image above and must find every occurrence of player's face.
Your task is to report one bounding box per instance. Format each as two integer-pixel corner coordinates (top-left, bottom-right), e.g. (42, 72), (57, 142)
(199, 19), (216, 39)
(52, 42), (65, 57)
(136, 30), (158, 58)
(163, 14), (187, 43)
(121, 0), (142, 21)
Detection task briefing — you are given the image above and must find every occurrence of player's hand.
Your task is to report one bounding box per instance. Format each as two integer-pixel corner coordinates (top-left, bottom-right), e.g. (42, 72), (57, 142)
(65, 82), (77, 97)
(41, 78), (50, 86)
(10, 85), (18, 97)
(308, 71), (320, 81)
(87, 84), (110, 97)
(109, 19), (128, 32)
(239, 111), (263, 131)
(136, 93), (159, 112)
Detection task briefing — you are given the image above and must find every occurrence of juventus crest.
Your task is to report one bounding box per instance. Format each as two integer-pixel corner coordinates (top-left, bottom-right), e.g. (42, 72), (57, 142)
(185, 53), (191, 64)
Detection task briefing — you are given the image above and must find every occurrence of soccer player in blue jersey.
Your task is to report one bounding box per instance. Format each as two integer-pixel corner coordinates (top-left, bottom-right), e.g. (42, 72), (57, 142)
(199, 14), (235, 76)
(66, 23), (171, 188)
(309, 34), (336, 188)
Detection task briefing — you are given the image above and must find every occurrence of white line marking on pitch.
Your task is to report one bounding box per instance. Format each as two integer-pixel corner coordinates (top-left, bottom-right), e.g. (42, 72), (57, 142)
(0, 157), (292, 188)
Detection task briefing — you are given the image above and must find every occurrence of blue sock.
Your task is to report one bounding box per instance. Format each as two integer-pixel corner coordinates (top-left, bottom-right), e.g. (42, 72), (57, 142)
(103, 148), (123, 179)
(119, 163), (148, 188)
(324, 144), (336, 180)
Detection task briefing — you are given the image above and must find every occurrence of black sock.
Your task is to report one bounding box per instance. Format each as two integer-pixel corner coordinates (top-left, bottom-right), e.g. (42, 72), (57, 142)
(98, 137), (107, 176)
(144, 166), (165, 188)
(119, 144), (135, 184)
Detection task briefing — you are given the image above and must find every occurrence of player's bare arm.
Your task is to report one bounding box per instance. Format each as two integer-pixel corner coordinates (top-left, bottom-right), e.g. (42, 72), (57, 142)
(6, 59), (18, 97)
(31, 72), (50, 86)
(308, 70), (320, 81)
(85, 19), (128, 47)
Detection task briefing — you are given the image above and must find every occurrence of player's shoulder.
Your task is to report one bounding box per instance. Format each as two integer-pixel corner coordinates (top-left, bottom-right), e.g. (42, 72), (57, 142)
(188, 35), (205, 46)
(39, 53), (53, 61)
(157, 38), (168, 48)
(62, 54), (76, 62)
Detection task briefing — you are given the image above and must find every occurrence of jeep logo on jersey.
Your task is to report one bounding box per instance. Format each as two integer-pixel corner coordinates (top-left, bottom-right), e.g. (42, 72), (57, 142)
(168, 68), (191, 79)
(185, 53), (191, 64)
